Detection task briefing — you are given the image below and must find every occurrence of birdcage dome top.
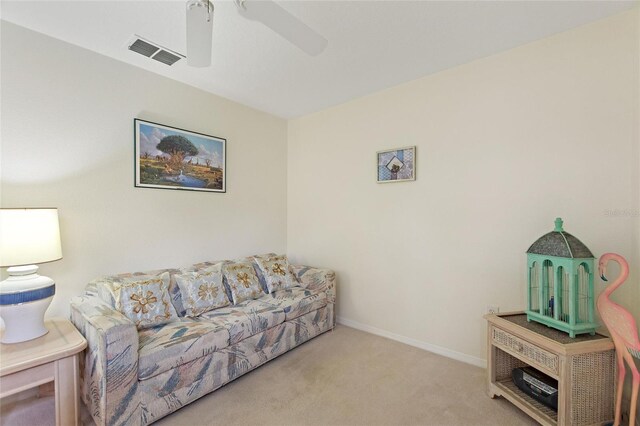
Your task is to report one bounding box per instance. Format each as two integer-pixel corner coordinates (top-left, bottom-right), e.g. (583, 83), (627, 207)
(526, 218), (594, 259)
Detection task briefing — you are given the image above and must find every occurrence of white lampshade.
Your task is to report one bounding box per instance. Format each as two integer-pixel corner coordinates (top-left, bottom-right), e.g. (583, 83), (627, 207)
(0, 208), (62, 267)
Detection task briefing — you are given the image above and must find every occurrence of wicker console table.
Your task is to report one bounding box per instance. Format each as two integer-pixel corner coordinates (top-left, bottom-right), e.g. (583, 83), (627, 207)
(485, 312), (615, 426)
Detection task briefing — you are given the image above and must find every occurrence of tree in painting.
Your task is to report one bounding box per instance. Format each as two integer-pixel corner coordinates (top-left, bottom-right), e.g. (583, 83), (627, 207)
(157, 135), (198, 171)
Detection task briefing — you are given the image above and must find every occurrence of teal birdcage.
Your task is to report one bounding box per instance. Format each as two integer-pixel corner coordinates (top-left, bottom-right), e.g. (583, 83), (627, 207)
(526, 218), (597, 337)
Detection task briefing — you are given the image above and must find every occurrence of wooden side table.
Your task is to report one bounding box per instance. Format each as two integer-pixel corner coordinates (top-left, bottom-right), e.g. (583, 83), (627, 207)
(0, 317), (87, 426)
(486, 312), (615, 426)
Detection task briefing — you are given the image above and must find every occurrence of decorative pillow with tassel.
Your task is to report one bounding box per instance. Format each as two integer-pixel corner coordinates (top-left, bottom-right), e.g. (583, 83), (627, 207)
(112, 272), (178, 329)
(254, 254), (297, 294)
(223, 261), (264, 304)
(174, 263), (230, 317)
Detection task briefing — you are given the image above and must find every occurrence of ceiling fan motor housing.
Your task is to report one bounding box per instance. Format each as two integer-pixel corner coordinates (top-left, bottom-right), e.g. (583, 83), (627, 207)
(186, 0), (214, 67)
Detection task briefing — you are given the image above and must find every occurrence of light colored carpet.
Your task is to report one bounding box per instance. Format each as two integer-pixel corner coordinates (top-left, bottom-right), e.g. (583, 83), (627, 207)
(1, 394), (54, 426)
(1, 325), (535, 425)
(157, 325), (535, 426)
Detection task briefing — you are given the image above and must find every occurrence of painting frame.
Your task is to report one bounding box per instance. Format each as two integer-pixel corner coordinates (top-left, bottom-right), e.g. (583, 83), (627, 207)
(376, 146), (416, 183)
(134, 118), (226, 193)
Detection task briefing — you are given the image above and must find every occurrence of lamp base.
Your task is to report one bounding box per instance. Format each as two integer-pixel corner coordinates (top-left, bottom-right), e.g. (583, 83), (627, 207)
(1, 298), (52, 343)
(0, 265), (55, 344)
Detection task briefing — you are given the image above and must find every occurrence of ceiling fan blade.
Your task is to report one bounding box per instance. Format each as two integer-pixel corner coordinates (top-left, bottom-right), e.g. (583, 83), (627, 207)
(186, 0), (214, 67)
(236, 0), (327, 56)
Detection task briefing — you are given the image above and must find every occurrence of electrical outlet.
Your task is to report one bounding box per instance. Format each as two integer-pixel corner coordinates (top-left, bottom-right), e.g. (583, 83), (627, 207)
(487, 305), (500, 314)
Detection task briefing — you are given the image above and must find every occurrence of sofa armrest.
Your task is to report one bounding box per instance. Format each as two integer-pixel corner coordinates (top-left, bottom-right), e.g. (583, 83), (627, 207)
(290, 265), (336, 304)
(70, 295), (140, 426)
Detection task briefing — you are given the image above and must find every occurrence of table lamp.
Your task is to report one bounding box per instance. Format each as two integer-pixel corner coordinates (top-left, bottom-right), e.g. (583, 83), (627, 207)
(0, 208), (62, 343)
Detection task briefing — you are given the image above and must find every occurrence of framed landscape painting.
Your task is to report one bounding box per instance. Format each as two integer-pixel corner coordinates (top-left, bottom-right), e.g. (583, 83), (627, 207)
(134, 119), (226, 193)
(377, 146), (416, 183)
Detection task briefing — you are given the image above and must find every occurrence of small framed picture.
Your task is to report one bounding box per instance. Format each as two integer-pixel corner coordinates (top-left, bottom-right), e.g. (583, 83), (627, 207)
(377, 146), (416, 183)
(134, 119), (226, 193)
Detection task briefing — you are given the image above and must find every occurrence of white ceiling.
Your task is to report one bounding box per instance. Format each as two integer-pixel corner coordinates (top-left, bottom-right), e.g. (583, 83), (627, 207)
(1, 0), (637, 118)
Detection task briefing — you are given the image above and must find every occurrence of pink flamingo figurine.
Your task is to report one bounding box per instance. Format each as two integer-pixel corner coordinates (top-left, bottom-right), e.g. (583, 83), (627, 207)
(597, 253), (640, 426)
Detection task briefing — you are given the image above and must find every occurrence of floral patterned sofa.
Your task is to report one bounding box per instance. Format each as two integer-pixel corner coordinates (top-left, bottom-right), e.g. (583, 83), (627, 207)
(70, 254), (335, 426)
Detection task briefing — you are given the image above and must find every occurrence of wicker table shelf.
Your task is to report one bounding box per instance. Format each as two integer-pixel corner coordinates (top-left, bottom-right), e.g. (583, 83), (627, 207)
(485, 312), (615, 426)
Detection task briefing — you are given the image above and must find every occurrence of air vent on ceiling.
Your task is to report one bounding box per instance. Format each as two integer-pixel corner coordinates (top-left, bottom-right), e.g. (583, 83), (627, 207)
(128, 36), (185, 66)
(129, 38), (159, 57)
(152, 50), (182, 66)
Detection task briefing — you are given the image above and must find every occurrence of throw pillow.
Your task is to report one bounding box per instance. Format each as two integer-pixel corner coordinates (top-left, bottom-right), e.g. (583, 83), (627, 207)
(112, 272), (178, 329)
(246, 253), (277, 293)
(223, 261), (264, 304)
(254, 254), (296, 293)
(174, 263), (230, 317)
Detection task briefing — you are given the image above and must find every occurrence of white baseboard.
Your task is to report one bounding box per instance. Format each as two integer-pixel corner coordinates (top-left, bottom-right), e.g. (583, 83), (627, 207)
(337, 316), (487, 369)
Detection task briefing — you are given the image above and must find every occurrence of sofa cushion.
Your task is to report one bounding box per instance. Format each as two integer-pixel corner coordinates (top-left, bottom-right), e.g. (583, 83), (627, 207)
(89, 267), (187, 320)
(223, 261), (265, 304)
(174, 263), (230, 317)
(138, 320), (229, 380)
(259, 286), (328, 321)
(244, 253), (277, 293)
(197, 299), (285, 344)
(253, 254), (297, 294)
(109, 272), (179, 330)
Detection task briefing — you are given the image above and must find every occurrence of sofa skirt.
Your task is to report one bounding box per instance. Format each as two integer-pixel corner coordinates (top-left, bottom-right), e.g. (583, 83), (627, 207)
(139, 303), (334, 424)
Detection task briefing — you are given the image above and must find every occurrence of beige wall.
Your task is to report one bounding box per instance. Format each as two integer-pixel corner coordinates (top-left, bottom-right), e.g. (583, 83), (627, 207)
(1, 6), (638, 386)
(288, 10), (639, 366)
(0, 22), (288, 318)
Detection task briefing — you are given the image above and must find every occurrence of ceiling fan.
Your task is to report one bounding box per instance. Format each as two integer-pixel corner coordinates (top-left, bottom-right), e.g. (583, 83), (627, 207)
(186, 0), (328, 67)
